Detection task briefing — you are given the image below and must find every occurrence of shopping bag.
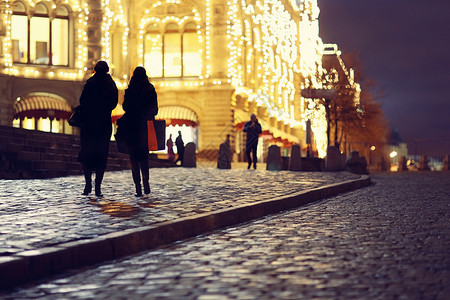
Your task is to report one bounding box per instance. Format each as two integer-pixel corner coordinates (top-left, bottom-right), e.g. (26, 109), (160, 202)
(147, 120), (166, 151)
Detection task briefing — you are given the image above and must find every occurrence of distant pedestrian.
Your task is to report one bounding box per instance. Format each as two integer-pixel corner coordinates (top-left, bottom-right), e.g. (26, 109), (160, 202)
(175, 131), (185, 165)
(243, 113), (262, 169)
(122, 66), (158, 196)
(78, 60), (118, 197)
(166, 134), (175, 161)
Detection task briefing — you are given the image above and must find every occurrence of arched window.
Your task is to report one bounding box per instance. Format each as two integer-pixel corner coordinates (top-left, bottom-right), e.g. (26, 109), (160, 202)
(144, 23), (163, 78)
(144, 22), (201, 78)
(52, 6), (69, 66)
(164, 23), (181, 77)
(11, 1), (28, 63)
(183, 22), (201, 76)
(30, 3), (50, 64)
(11, 1), (70, 66)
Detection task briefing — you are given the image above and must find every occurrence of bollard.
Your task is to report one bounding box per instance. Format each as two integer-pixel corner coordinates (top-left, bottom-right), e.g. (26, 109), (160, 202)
(398, 156), (408, 171)
(182, 142), (196, 168)
(266, 145), (282, 171)
(418, 155), (430, 171)
(345, 151), (369, 174)
(443, 155), (449, 171)
(217, 141), (232, 169)
(288, 144), (302, 171)
(325, 146), (342, 171)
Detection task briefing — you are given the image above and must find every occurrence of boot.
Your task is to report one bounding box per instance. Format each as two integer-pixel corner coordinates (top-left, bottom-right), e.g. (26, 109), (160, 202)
(95, 185), (103, 197)
(82, 166), (92, 195)
(141, 159), (150, 194)
(135, 183), (143, 197)
(82, 182), (92, 196)
(143, 181), (150, 195)
(131, 159), (142, 197)
(95, 169), (104, 197)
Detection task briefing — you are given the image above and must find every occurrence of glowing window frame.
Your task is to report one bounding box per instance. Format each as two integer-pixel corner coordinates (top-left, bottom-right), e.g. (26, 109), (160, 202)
(143, 22), (201, 78)
(11, 1), (71, 66)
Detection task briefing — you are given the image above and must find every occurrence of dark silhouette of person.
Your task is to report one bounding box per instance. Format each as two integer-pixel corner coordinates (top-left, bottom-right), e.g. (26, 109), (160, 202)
(122, 66), (158, 196)
(78, 60), (118, 197)
(166, 134), (175, 162)
(243, 113), (262, 169)
(174, 131), (185, 165)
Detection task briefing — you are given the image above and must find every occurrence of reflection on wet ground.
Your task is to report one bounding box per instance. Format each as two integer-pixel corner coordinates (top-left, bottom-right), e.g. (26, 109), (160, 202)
(87, 197), (159, 218)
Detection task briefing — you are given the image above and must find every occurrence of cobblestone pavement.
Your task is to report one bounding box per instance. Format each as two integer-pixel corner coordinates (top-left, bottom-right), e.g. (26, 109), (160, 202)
(0, 168), (358, 256)
(3, 172), (449, 299)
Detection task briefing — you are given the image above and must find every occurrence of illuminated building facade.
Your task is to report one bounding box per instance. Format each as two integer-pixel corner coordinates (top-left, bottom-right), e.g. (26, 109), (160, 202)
(0, 0), (329, 160)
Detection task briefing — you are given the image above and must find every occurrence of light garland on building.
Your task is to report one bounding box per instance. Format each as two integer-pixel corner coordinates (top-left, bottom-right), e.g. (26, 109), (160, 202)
(226, 0), (328, 156)
(101, 0), (127, 75)
(1, 0), (88, 79)
(0, 0), (330, 156)
(136, 3), (202, 84)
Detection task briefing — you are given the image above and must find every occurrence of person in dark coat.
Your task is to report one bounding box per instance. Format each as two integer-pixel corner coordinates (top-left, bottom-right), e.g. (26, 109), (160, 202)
(166, 134), (175, 162)
(174, 131), (185, 165)
(243, 113), (262, 169)
(78, 60), (118, 197)
(122, 66), (158, 196)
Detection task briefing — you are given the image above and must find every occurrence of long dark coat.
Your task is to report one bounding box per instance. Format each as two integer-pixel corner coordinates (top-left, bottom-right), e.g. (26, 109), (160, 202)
(122, 81), (158, 160)
(243, 120), (262, 146)
(77, 73), (118, 169)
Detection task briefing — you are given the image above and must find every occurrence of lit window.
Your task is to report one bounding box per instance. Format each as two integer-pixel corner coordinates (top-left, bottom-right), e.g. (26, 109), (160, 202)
(30, 3), (49, 64)
(144, 22), (201, 78)
(164, 24), (181, 77)
(183, 22), (201, 77)
(11, 1), (70, 66)
(11, 2), (27, 63)
(52, 6), (69, 66)
(145, 33), (163, 78)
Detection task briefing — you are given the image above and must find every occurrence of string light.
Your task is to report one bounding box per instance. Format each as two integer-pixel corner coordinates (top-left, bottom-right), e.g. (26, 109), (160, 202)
(0, 0), (333, 157)
(1, 0), (87, 79)
(227, 0), (327, 156)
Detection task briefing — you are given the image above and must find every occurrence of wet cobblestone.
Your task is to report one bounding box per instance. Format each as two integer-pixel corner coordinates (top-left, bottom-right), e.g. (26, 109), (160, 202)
(3, 172), (449, 299)
(0, 168), (357, 255)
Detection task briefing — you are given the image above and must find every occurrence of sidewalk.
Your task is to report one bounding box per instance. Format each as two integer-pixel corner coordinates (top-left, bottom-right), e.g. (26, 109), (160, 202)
(0, 167), (370, 290)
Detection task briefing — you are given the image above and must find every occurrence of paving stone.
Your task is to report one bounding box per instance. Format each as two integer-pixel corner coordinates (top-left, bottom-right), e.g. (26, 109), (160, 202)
(0, 169), (357, 255)
(2, 172), (448, 299)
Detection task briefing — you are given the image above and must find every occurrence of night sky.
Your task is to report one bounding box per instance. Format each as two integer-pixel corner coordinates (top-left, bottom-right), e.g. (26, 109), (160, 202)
(318, 0), (450, 147)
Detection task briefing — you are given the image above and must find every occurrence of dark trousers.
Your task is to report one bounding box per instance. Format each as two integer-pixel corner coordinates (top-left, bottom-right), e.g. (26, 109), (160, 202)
(130, 156), (149, 188)
(246, 143), (258, 166)
(175, 149), (184, 165)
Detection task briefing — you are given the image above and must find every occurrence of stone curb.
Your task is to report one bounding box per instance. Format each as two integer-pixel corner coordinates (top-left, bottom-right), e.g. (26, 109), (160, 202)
(0, 175), (371, 290)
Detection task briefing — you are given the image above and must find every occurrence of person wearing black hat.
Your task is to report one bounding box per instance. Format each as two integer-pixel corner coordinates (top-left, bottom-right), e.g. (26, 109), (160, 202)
(122, 66), (158, 196)
(78, 60), (118, 197)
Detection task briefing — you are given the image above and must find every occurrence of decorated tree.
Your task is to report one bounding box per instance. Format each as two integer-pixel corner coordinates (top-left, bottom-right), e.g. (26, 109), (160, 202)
(321, 51), (389, 161)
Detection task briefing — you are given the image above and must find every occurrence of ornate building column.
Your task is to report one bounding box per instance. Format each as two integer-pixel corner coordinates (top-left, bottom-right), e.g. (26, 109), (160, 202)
(127, 1), (139, 79)
(209, 1), (228, 80)
(85, 0), (103, 70)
